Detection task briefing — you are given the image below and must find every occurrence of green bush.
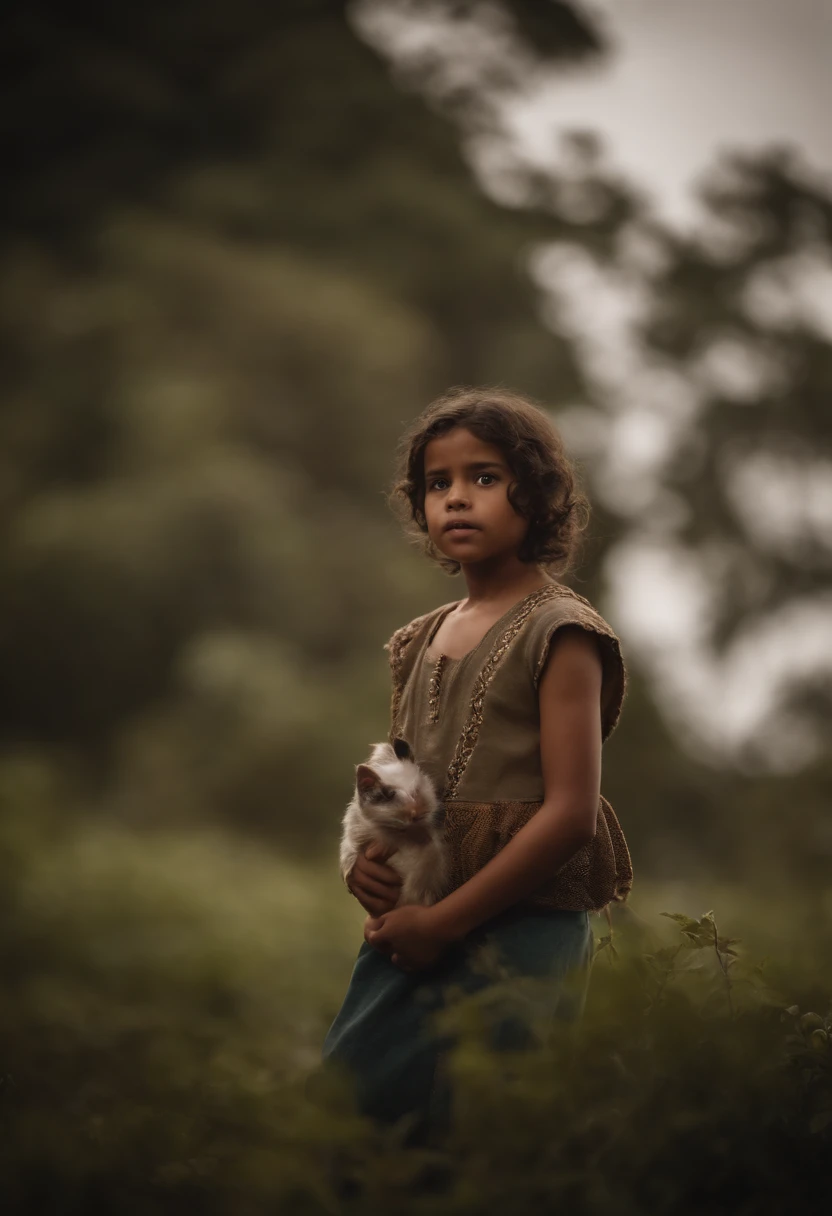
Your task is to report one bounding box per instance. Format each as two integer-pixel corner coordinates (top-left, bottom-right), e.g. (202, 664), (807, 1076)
(1, 793), (830, 1213)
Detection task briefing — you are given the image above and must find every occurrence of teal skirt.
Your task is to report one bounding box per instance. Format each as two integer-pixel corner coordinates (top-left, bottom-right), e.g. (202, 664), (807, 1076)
(321, 907), (594, 1140)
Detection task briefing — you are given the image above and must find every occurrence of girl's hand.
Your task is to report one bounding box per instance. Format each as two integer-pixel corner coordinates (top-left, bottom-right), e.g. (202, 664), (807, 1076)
(363, 904), (455, 972)
(347, 842), (402, 917)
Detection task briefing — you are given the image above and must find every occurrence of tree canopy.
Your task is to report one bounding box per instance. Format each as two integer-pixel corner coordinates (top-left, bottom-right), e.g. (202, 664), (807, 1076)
(1, 0), (829, 881)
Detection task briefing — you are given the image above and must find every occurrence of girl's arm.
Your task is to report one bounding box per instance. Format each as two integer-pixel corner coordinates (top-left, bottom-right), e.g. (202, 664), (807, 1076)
(431, 625), (603, 943)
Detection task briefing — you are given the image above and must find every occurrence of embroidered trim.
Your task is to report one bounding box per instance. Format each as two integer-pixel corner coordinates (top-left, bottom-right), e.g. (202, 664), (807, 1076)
(385, 604), (454, 734)
(385, 616), (427, 733)
(442, 584), (563, 798)
(427, 653), (447, 723)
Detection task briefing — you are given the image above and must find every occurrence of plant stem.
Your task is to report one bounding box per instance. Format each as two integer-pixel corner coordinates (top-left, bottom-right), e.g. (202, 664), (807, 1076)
(712, 919), (734, 1018)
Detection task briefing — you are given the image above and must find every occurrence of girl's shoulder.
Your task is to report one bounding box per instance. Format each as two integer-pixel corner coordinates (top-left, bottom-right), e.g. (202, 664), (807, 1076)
(523, 584), (626, 742)
(383, 599), (457, 684)
(522, 584), (622, 676)
(383, 602), (457, 735)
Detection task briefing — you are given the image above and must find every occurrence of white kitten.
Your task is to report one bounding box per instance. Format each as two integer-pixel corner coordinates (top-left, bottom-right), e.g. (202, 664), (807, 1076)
(340, 738), (449, 907)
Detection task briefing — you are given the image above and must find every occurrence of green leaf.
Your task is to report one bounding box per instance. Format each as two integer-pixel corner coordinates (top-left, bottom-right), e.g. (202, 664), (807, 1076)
(800, 1012), (825, 1032)
(661, 912), (703, 933)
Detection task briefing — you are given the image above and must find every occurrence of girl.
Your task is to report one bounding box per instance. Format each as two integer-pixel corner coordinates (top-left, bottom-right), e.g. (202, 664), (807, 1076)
(322, 385), (632, 1141)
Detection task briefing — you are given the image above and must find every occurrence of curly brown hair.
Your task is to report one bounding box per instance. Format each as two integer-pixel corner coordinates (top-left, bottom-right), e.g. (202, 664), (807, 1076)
(389, 385), (590, 575)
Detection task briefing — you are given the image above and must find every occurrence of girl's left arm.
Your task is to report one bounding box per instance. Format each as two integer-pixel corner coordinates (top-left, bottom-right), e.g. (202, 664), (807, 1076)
(366, 626), (603, 967)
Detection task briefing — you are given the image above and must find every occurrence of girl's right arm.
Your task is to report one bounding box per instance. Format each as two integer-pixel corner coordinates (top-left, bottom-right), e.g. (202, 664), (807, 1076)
(348, 843), (402, 917)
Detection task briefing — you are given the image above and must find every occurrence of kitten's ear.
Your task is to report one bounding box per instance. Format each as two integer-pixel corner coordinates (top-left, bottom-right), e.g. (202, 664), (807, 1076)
(369, 741), (395, 765)
(355, 764), (380, 793)
(392, 737), (413, 763)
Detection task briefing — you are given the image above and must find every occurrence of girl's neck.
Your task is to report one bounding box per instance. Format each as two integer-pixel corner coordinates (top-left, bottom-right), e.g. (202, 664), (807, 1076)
(457, 558), (554, 610)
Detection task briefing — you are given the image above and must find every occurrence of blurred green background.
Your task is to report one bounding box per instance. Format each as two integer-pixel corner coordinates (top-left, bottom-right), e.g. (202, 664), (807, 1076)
(2, 0), (831, 1209)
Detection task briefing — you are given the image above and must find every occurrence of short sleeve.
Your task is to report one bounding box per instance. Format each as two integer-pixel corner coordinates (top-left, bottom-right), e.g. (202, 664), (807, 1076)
(383, 602), (456, 737)
(383, 602), (453, 686)
(524, 591), (627, 743)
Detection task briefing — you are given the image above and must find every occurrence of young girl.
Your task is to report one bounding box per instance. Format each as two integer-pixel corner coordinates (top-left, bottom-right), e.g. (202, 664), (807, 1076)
(322, 386), (632, 1140)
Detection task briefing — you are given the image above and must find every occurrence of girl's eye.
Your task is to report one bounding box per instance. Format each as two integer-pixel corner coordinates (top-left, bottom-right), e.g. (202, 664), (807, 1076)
(427, 474), (497, 491)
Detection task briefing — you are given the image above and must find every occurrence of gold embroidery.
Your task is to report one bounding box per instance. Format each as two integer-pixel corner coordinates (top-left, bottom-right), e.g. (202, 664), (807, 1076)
(427, 653), (447, 723)
(385, 611), (433, 734)
(442, 584), (565, 798)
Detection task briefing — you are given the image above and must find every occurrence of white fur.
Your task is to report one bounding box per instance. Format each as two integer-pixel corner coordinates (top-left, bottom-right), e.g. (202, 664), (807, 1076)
(339, 741), (449, 907)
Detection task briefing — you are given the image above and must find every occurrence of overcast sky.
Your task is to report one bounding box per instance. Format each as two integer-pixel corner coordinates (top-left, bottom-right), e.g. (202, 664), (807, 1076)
(507, 0), (832, 229)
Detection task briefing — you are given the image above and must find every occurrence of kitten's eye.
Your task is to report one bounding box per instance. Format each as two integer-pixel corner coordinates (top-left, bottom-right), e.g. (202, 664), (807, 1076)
(379, 787), (395, 801)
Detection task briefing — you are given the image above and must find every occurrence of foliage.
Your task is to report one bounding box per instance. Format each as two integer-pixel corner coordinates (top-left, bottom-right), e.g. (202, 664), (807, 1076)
(2, 798), (831, 1213)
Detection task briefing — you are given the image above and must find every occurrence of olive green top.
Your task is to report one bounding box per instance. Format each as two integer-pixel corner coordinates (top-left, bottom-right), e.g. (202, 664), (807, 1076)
(384, 581), (633, 911)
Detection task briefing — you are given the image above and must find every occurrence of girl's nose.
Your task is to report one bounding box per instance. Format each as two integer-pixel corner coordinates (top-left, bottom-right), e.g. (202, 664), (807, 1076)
(446, 482), (470, 508)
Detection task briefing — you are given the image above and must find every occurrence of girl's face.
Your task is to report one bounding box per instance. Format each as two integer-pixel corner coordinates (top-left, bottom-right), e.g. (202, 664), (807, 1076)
(422, 427), (530, 567)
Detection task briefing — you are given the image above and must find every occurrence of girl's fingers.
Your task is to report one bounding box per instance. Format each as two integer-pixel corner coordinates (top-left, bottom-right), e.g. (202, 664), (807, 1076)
(355, 893), (395, 917)
(365, 843), (395, 864)
(345, 860), (396, 899)
(355, 859), (402, 889)
(363, 847), (401, 877)
(353, 874), (396, 901)
(368, 898), (395, 917)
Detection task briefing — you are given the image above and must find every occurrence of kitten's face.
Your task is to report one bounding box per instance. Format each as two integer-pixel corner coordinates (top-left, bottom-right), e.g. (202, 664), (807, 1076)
(355, 764), (435, 829)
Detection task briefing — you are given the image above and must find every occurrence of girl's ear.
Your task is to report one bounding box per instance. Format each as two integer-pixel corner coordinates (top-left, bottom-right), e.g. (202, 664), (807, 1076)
(355, 764), (380, 793)
(392, 737), (413, 762)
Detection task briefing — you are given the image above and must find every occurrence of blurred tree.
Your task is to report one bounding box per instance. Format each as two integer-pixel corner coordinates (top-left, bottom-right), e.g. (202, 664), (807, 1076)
(641, 148), (832, 638)
(635, 148), (832, 765)
(0, 0), (642, 846)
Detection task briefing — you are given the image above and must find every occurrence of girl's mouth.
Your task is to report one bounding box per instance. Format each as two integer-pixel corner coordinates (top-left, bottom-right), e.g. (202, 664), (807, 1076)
(443, 522), (479, 533)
